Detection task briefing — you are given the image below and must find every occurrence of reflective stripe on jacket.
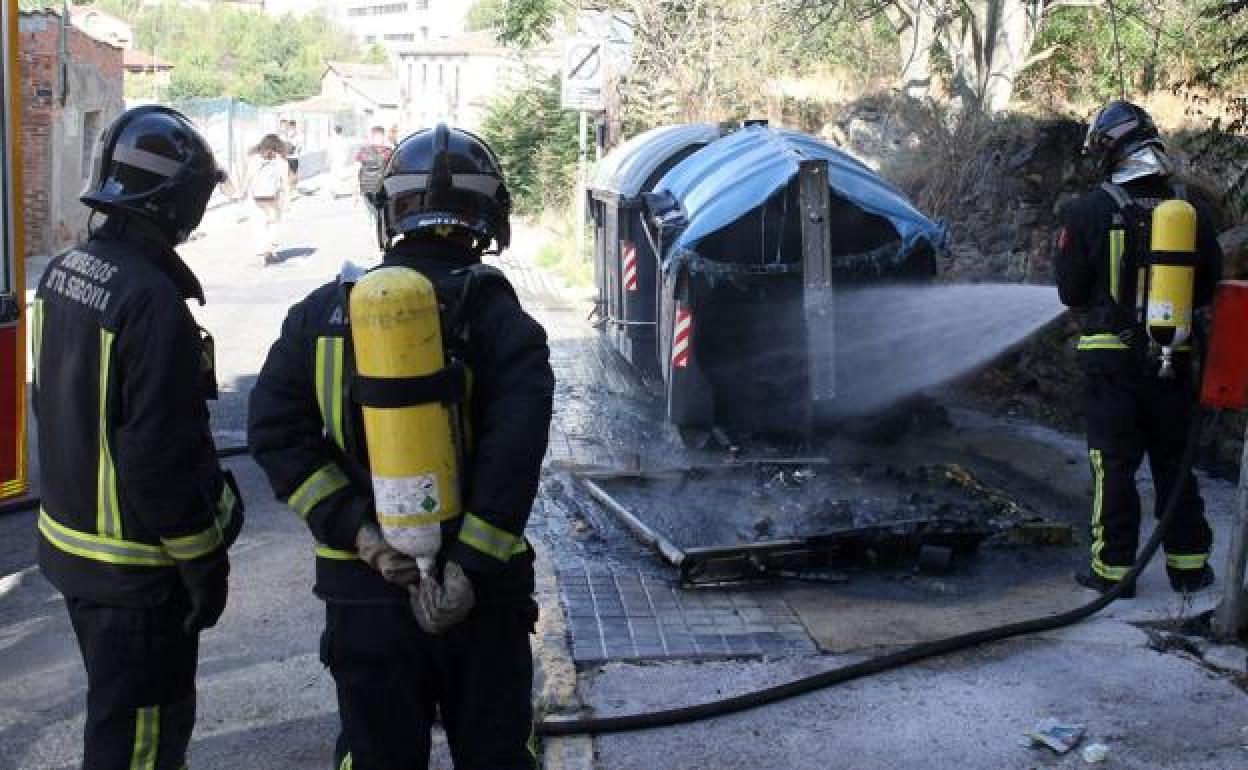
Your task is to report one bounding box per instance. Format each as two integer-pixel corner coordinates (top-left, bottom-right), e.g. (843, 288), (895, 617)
(33, 232), (243, 607)
(248, 239), (553, 601)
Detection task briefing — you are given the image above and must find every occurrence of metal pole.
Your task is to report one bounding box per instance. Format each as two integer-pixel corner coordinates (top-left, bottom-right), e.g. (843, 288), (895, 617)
(1214, 420), (1248, 641)
(575, 110), (588, 262)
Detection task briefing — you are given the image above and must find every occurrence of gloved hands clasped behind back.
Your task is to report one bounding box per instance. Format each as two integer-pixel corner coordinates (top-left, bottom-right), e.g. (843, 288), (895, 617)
(356, 521), (477, 634)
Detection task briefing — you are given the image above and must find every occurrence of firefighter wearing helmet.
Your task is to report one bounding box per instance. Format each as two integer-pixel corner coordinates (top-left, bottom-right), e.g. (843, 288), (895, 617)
(1056, 100), (1223, 598)
(249, 124), (553, 769)
(32, 105), (244, 768)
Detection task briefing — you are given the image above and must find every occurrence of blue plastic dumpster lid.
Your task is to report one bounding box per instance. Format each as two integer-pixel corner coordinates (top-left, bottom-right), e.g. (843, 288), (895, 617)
(655, 125), (947, 255)
(590, 124), (722, 199)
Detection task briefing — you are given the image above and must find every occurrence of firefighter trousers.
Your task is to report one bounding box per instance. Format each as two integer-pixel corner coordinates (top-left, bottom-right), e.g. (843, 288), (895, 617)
(65, 591), (198, 770)
(1084, 372), (1213, 581)
(322, 596), (539, 770)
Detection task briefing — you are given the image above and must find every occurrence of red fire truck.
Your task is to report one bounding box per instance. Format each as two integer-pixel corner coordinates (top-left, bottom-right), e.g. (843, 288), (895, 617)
(1, 0), (28, 502)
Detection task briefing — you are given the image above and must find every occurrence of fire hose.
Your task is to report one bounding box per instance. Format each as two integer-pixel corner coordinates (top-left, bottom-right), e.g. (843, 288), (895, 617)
(535, 414), (1212, 736)
(0, 419), (1212, 737)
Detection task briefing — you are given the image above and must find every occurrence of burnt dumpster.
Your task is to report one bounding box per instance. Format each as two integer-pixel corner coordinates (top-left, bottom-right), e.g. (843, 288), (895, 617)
(642, 124), (946, 435)
(589, 124), (721, 377)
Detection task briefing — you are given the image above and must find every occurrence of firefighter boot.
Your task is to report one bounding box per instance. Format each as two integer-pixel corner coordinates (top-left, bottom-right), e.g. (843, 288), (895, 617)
(1075, 569), (1137, 599)
(1167, 564), (1214, 594)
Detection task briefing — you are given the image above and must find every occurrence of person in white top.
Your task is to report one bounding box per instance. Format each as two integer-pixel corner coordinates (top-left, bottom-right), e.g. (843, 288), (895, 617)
(245, 134), (289, 265)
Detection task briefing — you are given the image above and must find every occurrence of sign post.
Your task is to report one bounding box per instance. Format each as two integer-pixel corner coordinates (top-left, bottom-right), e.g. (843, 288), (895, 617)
(562, 37), (605, 264)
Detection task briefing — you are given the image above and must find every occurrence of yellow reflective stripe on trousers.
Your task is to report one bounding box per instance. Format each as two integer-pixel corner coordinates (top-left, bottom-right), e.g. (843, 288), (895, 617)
(1077, 334), (1129, 351)
(458, 513), (523, 562)
(97, 329), (122, 538)
(289, 463), (350, 518)
(130, 705), (159, 770)
(159, 487), (238, 561)
(315, 337), (346, 450)
(316, 544), (361, 560)
(1087, 450), (1129, 580)
(1166, 553), (1209, 570)
(39, 509), (176, 567)
(1108, 228), (1125, 302)
(340, 753), (353, 770)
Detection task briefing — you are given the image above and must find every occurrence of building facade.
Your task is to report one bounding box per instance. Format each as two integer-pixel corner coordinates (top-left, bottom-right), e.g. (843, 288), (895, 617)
(335, 0), (467, 58)
(18, 10), (125, 257)
(320, 61), (403, 133)
(398, 32), (560, 132)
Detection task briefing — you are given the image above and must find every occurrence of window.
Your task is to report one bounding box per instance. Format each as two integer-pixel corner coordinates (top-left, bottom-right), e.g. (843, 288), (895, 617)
(421, 62), (427, 89)
(348, 3), (408, 16)
(82, 111), (102, 180)
(365, 35), (376, 43)
(420, 26), (428, 41)
(438, 63), (443, 88)
(384, 33), (415, 42)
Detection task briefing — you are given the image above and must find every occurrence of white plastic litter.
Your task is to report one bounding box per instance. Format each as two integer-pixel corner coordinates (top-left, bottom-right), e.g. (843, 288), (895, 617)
(1082, 743), (1110, 763)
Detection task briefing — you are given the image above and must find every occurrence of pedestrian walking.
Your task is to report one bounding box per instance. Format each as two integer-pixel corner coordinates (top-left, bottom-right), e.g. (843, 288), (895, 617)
(357, 125), (393, 226)
(1056, 100), (1224, 598)
(249, 124), (552, 769)
(31, 105), (244, 770)
(246, 134), (289, 265)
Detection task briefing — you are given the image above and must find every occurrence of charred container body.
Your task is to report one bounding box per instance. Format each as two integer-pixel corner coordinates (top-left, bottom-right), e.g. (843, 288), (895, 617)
(640, 126), (946, 436)
(588, 125), (721, 377)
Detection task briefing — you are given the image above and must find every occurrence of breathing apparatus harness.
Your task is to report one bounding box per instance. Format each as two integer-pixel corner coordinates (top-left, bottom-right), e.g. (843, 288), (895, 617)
(1097, 180), (1199, 378)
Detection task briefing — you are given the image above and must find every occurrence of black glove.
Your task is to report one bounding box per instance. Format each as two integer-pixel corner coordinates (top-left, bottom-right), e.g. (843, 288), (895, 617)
(177, 552), (229, 635)
(1118, 325), (1145, 350)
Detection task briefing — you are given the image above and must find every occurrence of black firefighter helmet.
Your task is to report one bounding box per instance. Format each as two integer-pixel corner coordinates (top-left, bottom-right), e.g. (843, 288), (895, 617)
(372, 123), (512, 254)
(1082, 100), (1163, 178)
(81, 105), (224, 245)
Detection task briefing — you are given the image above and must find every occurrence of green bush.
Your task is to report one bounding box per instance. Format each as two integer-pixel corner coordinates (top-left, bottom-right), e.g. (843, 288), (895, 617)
(479, 74), (581, 216)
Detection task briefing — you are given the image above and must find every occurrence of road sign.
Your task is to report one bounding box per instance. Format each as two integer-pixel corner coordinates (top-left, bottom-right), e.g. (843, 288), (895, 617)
(576, 9), (635, 76)
(561, 36), (605, 112)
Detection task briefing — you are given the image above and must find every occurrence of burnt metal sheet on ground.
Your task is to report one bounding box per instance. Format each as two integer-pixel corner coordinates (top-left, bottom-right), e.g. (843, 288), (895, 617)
(558, 564), (816, 664)
(588, 463), (1025, 583)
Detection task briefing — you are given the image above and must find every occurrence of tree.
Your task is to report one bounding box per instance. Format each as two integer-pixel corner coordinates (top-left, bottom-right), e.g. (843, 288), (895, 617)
(465, 0), (506, 31)
(479, 73), (580, 214)
(1203, 0), (1248, 80)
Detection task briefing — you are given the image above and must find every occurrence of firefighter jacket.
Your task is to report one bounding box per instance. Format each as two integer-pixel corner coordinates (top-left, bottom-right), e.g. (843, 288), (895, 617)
(32, 228), (243, 608)
(1055, 175), (1223, 374)
(248, 238), (554, 602)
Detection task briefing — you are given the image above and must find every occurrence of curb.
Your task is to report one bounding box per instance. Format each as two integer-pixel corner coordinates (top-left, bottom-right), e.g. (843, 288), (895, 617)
(532, 536), (595, 770)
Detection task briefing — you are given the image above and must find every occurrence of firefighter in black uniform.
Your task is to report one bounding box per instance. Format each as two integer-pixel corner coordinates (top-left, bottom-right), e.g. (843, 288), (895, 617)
(1056, 101), (1222, 598)
(32, 106), (243, 768)
(248, 125), (553, 770)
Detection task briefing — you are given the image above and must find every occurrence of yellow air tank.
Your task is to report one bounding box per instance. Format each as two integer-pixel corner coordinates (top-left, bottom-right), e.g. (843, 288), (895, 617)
(350, 267), (460, 574)
(1146, 199), (1198, 378)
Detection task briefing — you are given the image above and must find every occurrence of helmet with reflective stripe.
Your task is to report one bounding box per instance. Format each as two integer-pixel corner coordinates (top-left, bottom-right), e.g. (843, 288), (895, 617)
(1083, 100), (1163, 178)
(373, 123), (512, 254)
(81, 105), (225, 245)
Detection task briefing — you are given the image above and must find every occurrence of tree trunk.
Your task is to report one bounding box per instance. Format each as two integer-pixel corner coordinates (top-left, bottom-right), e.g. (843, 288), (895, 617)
(893, 0), (940, 99)
(942, 0), (1045, 113)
